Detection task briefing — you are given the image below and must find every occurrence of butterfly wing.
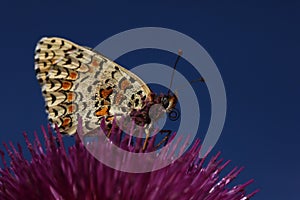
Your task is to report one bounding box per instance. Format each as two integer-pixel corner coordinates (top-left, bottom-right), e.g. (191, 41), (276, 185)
(35, 37), (152, 135)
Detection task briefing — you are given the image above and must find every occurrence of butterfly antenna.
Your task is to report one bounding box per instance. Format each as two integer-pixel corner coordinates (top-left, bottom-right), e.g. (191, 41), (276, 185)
(174, 77), (205, 93)
(168, 49), (183, 94)
(190, 77), (205, 83)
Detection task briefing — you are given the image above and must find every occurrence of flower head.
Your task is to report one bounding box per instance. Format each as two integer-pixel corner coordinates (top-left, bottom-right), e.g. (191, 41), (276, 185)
(0, 122), (258, 200)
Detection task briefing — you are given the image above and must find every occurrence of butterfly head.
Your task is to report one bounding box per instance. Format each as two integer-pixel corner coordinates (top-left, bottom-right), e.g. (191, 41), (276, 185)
(161, 93), (177, 112)
(160, 93), (180, 121)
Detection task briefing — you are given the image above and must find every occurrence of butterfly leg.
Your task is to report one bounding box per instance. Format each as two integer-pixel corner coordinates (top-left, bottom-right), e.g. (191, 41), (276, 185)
(99, 116), (114, 138)
(105, 123), (113, 138)
(142, 129), (172, 150)
(155, 130), (172, 149)
(142, 129), (150, 151)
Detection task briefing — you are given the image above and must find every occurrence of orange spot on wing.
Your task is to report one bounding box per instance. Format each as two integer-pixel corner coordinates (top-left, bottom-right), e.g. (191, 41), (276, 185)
(100, 88), (113, 99)
(103, 100), (110, 105)
(67, 92), (75, 102)
(50, 59), (57, 64)
(68, 104), (76, 113)
(79, 64), (89, 72)
(91, 58), (100, 67)
(62, 81), (72, 90)
(120, 79), (130, 90)
(106, 116), (114, 121)
(62, 117), (71, 127)
(95, 107), (109, 117)
(89, 69), (94, 73)
(69, 72), (78, 80)
(114, 93), (125, 104)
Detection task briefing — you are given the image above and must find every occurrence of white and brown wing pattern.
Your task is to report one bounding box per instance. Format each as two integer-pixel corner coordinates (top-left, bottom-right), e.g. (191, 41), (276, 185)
(34, 37), (152, 136)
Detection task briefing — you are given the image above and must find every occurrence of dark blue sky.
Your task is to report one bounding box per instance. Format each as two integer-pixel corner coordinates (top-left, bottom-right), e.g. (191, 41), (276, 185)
(0, 1), (299, 199)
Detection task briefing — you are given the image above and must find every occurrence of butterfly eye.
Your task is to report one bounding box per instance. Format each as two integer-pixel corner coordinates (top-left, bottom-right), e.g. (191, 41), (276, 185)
(168, 108), (180, 121)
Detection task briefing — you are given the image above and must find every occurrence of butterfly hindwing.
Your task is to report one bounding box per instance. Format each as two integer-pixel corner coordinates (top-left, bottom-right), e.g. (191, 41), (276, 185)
(35, 37), (152, 135)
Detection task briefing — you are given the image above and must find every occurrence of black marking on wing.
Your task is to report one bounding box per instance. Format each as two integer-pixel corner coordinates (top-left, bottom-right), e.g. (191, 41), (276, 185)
(80, 76), (89, 83)
(92, 80), (100, 85)
(129, 77), (135, 83)
(78, 92), (83, 101)
(135, 99), (139, 107)
(81, 102), (87, 111)
(86, 110), (92, 119)
(65, 58), (72, 65)
(50, 93), (57, 104)
(87, 85), (92, 93)
(76, 53), (83, 59)
(73, 83), (80, 91)
(111, 71), (117, 79)
(94, 70), (101, 79)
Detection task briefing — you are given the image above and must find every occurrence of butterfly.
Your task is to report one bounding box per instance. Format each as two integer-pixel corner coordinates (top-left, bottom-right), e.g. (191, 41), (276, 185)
(34, 37), (179, 149)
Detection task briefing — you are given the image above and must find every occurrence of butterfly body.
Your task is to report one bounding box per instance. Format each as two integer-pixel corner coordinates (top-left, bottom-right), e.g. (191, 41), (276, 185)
(35, 37), (177, 139)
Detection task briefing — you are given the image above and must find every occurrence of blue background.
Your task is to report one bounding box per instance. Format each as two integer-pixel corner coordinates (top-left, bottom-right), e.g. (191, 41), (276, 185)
(0, 1), (299, 199)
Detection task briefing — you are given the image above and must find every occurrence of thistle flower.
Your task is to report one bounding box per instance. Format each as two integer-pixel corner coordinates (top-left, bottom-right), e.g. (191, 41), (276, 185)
(0, 121), (258, 200)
